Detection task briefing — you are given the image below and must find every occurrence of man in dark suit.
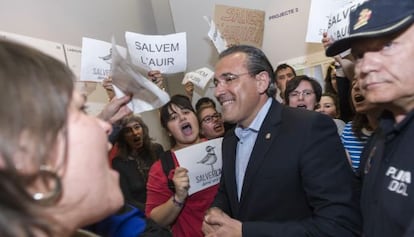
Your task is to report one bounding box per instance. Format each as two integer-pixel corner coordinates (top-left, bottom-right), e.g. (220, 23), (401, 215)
(202, 45), (361, 236)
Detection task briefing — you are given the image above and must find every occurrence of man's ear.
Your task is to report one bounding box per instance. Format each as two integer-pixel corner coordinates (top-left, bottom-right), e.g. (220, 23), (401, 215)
(255, 71), (271, 94)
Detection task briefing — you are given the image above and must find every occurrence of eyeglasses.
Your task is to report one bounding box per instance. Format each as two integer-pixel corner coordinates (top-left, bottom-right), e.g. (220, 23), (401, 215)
(289, 90), (314, 98)
(213, 72), (250, 87)
(201, 113), (222, 124)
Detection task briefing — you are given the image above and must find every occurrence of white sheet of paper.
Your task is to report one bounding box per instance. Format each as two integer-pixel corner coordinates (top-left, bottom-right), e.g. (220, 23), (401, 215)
(326, 0), (366, 42)
(111, 43), (170, 114)
(175, 138), (223, 195)
(305, 0), (353, 43)
(181, 67), (214, 90)
(204, 16), (228, 54)
(125, 31), (187, 74)
(80, 37), (127, 82)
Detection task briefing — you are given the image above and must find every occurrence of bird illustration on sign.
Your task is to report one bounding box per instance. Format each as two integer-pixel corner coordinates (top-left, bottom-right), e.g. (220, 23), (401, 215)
(197, 146), (217, 172)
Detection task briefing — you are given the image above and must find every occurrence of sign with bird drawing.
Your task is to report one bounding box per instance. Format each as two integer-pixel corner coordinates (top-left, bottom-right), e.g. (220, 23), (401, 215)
(175, 138), (223, 195)
(80, 37), (127, 82)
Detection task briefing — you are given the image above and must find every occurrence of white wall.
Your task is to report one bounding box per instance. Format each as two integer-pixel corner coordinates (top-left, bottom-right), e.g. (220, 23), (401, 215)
(0, 0), (171, 149)
(0, 0), (157, 46)
(168, 0), (329, 78)
(262, 0), (327, 67)
(169, 0), (269, 71)
(167, 0), (270, 97)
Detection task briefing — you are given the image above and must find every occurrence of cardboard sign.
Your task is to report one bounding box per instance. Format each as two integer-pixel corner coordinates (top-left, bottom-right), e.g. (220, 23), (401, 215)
(214, 4), (265, 48)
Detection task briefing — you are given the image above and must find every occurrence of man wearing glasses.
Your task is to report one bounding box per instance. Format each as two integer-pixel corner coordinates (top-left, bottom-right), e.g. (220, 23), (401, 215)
(202, 45), (361, 236)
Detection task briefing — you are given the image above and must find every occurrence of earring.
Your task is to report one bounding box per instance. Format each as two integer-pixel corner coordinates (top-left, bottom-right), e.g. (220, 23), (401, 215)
(32, 165), (62, 206)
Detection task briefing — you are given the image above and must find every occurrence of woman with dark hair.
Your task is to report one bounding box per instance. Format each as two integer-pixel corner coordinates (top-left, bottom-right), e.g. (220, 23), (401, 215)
(0, 39), (123, 236)
(316, 92), (346, 135)
(146, 94), (218, 237)
(324, 62), (338, 95)
(285, 75), (322, 111)
(112, 115), (164, 210)
(341, 80), (382, 171)
(325, 58), (353, 122)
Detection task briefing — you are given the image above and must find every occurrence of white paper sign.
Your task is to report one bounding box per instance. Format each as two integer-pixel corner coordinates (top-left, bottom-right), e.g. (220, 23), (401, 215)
(125, 31), (187, 74)
(80, 37), (127, 82)
(204, 16), (228, 54)
(111, 42), (170, 114)
(182, 67), (214, 90)
(175, 138), (223, 195)
(327, 0), (366, 42)
(305, 0), (353, 43)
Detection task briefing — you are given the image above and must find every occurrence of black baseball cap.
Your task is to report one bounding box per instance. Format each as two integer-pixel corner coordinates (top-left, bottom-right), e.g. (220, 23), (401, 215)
(326, 0), (414, 57)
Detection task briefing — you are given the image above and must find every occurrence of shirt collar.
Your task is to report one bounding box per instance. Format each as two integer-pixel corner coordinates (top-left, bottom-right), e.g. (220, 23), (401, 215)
(235, 98), (272, 135)
(379, 109), (414, 136)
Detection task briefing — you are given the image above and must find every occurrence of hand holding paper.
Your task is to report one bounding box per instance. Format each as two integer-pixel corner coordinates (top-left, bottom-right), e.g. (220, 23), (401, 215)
(175, 138), (223, 195)
(111, 42), (170, 114)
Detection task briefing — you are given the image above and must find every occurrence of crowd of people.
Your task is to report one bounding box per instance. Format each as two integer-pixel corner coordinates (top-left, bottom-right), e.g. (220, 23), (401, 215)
(1, 0), (414, 236)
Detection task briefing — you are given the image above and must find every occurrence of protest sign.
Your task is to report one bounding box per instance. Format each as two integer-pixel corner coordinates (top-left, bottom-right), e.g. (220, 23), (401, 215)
(80, 37), (127, 82)
(125, 31), (187, 74)
(327, 0), (366, 42)
(204, 16), (228, 53)
(182, 67), (214, 90)
(175, 138), (223, 195)
(111, 42), (170, 114)
(305, 0), (350, 43)
(214, 4), (265, 48)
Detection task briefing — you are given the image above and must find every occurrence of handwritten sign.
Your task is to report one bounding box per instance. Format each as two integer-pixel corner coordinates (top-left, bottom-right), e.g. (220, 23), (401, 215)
(214, 4), (265, 48)
(125, 31), (187, 74)
(175, 138), (223, 195)
(80, 37), (127, 82)
(327, 0), (366, 41)
(182, 67), (214, 90)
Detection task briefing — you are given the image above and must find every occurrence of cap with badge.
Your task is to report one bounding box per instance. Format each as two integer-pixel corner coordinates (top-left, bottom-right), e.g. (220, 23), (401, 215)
(326, 0), (414, 57)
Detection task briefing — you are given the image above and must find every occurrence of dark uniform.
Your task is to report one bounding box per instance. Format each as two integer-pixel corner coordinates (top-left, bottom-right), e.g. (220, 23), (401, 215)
(359, 110), (414, 236)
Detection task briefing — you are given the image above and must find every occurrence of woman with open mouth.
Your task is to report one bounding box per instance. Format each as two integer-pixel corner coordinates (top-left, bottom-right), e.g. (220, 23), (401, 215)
(341, 80), (382, 171)
(112, 115), (164, 210)
(284, 75), (322, 111)
(145, 94), (219, 237)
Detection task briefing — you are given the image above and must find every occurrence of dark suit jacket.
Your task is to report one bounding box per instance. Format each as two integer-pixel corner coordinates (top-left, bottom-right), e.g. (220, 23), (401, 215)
(212, 99), (361, 236)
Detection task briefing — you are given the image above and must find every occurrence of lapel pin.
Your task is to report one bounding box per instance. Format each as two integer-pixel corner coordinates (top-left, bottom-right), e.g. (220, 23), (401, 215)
(265, 133), (271, 140)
